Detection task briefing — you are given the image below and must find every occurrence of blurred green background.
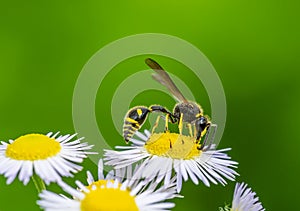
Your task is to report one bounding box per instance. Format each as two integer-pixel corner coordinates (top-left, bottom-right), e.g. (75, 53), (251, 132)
(0, 0), (299, 210)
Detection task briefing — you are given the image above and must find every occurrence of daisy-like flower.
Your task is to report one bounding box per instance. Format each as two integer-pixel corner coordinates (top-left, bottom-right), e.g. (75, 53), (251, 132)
(104, 130), (238, 192)
(231, 182), (265, 211)
(220, 182), (265, 211)
(0, 132), (94, 185)
(37, 159), (179, 211)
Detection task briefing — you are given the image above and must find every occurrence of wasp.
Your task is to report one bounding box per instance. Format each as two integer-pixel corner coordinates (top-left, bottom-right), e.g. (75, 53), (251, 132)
(123, 58), (217, 150)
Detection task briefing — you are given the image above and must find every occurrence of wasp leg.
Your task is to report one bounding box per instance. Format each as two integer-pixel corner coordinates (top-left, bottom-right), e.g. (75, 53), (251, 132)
(202, 124), (217, 150)
(149, 105), (178, 123)
(179, 113), (183, 135)
(152, 115), (161, 134)
(198, 124), (217, 150)
(165, 114), (170, 132)
(197, 124), (210, 150)
(187, 123), (193, 137)
(193, 124), (197, 140)
(195, 116), (210, 141)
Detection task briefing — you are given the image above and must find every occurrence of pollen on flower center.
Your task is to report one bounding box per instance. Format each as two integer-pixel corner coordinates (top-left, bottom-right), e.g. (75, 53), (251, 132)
(81, 180), (138, 211)
(5, 134), (61, 160)
(144, 132), (201, 159)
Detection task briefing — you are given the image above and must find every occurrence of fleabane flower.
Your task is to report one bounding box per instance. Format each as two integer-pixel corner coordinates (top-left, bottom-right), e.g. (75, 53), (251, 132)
(37, 159), (179, 211)
(230, 182), (265, 211)
(0, 132), (94, 185)
(104, 130), (239, 192)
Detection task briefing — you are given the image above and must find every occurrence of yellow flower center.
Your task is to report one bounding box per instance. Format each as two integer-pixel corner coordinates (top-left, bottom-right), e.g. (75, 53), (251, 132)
(144, 132), (201, 159)
(5, 134), (61, 160)
(80, 180), (138, 211)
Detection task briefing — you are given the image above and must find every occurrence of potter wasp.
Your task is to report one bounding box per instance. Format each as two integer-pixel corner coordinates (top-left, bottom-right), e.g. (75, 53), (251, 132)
(123, 58), (217, 150)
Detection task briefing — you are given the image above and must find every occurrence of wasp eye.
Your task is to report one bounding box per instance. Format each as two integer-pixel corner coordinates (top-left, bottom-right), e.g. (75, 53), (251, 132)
(199, 116), (207, 125)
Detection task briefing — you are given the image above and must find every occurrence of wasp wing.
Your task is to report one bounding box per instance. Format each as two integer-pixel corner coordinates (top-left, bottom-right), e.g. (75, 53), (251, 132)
(145, 58), (188, 102)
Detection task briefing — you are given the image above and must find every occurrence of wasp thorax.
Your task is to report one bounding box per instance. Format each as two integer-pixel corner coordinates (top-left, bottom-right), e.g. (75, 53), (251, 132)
(173, 102), (202, 123)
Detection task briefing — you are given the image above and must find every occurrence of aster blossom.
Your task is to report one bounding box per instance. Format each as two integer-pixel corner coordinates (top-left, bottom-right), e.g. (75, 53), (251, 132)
(104, 130), (238, 192)
(0, 132), (94, 185)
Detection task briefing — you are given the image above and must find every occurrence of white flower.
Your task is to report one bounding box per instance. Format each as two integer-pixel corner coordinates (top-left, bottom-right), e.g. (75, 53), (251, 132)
(37, 159), (179, 211)
(0, 132), (94, 185)
(104, 130), (238, 192)
(231, 182), (265, 211)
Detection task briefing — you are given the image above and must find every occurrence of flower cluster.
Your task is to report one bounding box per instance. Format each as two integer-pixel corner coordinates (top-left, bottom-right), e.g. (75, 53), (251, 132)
(0, 126), (265, 210)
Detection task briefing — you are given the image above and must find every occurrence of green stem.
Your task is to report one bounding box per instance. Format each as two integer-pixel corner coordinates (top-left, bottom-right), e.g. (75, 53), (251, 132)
(31, 174), (46, 193)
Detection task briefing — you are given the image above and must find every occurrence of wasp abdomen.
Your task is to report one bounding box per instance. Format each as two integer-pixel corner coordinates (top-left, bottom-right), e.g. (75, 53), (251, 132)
(123, 106), (150, 143)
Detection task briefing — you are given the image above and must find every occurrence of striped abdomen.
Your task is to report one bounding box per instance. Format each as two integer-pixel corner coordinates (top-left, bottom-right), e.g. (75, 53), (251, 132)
(123, 106), (150, 143)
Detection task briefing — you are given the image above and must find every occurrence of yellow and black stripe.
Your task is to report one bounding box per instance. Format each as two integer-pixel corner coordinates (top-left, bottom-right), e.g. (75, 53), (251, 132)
(123, 106), (150, 143)
(123, 105), (177, 143)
